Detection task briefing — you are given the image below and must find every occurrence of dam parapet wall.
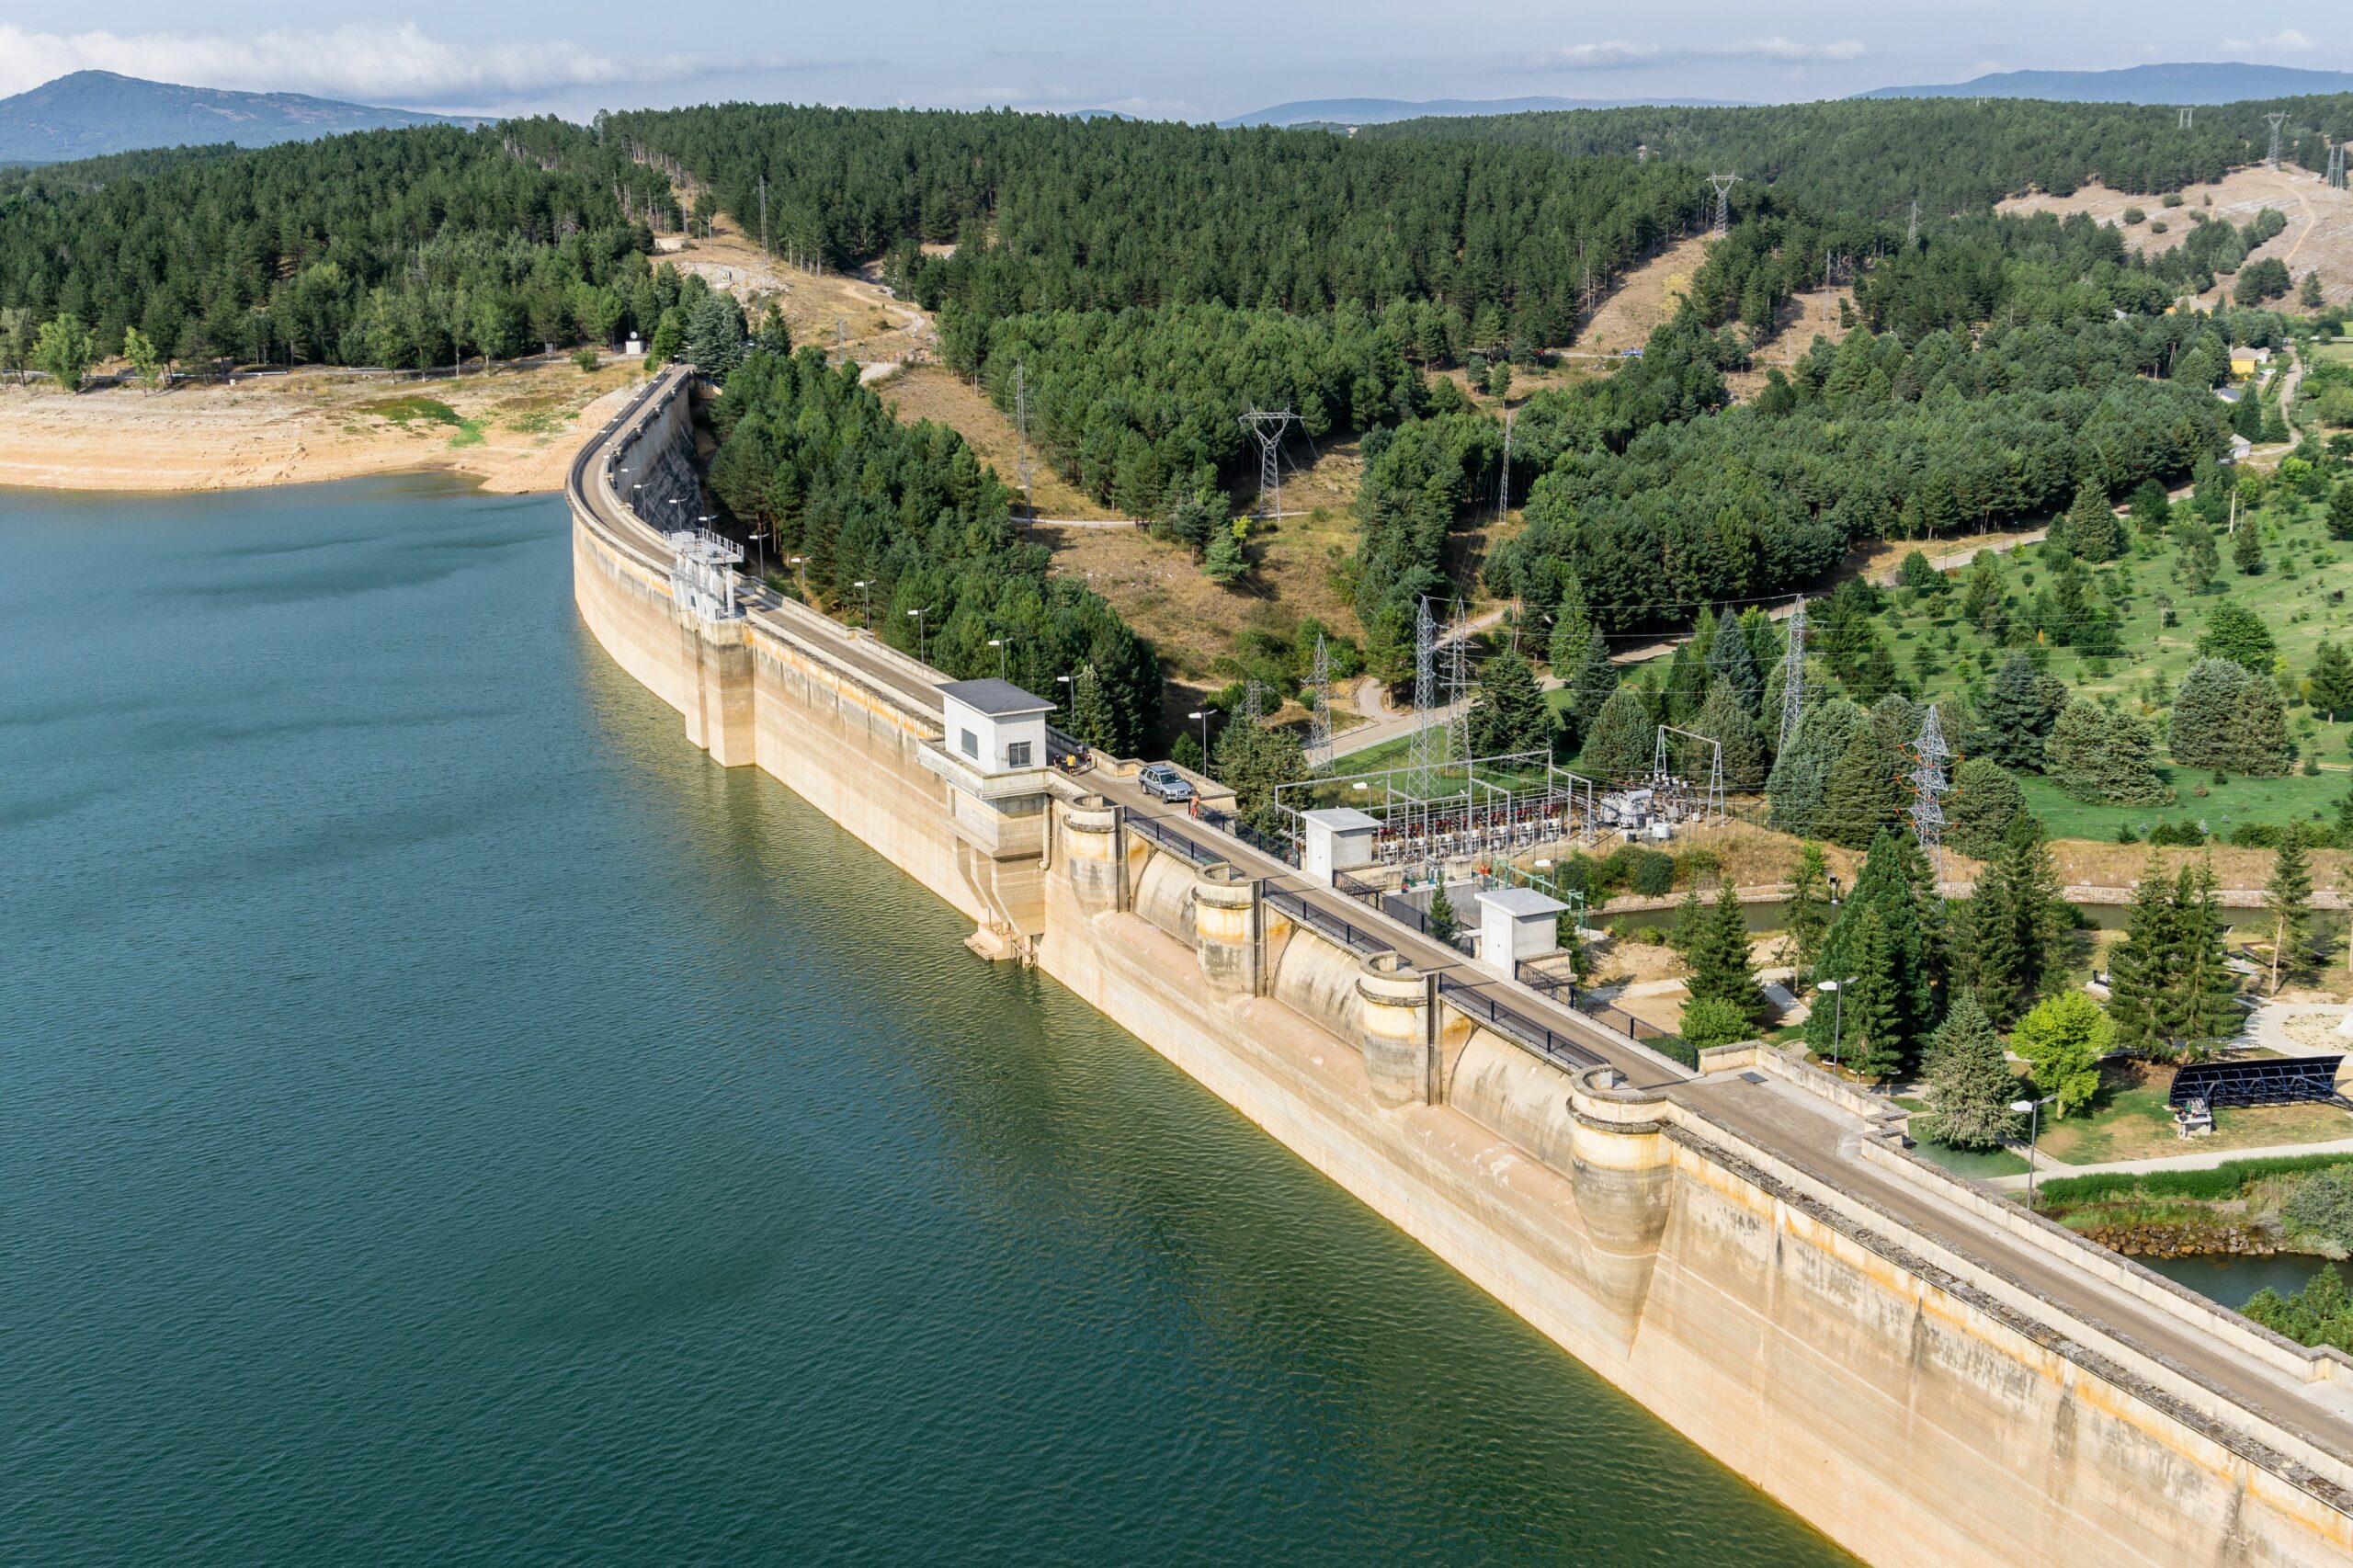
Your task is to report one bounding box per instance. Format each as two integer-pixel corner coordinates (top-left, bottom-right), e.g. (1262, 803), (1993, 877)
(568, 367), (2353, 1568)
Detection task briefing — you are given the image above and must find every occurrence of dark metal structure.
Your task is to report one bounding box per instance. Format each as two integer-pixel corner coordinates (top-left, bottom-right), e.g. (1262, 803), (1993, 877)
(2168, 1055), (2349, 1110)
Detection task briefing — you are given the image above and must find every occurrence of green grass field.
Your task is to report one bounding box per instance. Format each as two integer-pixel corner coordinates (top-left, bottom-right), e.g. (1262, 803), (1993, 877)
(2013, 767), (2347, 844)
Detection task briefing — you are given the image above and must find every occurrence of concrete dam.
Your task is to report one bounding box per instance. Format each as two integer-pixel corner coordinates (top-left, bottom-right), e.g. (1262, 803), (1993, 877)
(570, 367), (2353, 1567)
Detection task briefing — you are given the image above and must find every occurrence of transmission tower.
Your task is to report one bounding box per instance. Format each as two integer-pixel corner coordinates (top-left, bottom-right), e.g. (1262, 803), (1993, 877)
(2329, 139), (2348, 190)
(2267, 112), (2289, 170)
(2178, 107), (2195, 131)
(1308, 634), (1335, 771)
(1778, 597), (1807, 752)
(757, 176), (769, 256)
(1014, 358), (1033, 513)
(1441, 604), (1475, 779)
(1908, 703), (1955, 882)
(1706, 174), (1738, 236)
(1405, 597), (1443, 799)
(1905, 199), (1918, 247)
(1652, 726), (1726, 826)
(1238, 409), (1301, 523)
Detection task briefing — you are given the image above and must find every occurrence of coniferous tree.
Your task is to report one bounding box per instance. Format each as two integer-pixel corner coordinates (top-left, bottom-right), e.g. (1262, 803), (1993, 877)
(1964, 812), (2068, 1025)
(1981, 653), (2057, 770)
(1806, 829), (1938, 1073)
(2329, 483), (2353, 543)
(1767, 697), (1867, 835)
(1836, 909), (1910, 1079)
(2306, 642), (2353, 724)
(2063, 481), (2120, 562)
(1782, 841), (1833, 979)
(1705, 618), (1765, 715)
(1068, 664), (1118, 750)
(1819, 728), (1900, 849)
(1563, 629), (1620, 743)
(1669, 884), (1709, 956)
(1946, 758), (2027, 859)
(1467, 648), (1555, 756)
(1211, 709), (1308, 836)
(1427, 881), (1461, 944)
(2106, 857), (2176, 1057)
(1961, 552), (2007, 637)
(1692, 676), (1768, 790)
(2265, 826), (2315, 994)
(1686, 881), (1767, 1024)
(1579, 687), (1654, 780)
(2177, 519), (2222, 593)
(2150, 861), (2242, 1060)
(2198, 601), (2277, 674)
(2234, 517), (2267, 575)
(2171, 657), (2286, 776)
(1548, 576), (1594, 673)
(1918, 990), (2023, 1150)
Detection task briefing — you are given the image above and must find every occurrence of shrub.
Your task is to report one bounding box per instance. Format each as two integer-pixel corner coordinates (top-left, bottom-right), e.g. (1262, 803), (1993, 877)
(573, 347), (600, 372)
(1676, 848), (1722, 887)
(1629, 848), (1677, 897)
(1680, 996), (1754, 1051)
(2284, 1165), (2353, 1250)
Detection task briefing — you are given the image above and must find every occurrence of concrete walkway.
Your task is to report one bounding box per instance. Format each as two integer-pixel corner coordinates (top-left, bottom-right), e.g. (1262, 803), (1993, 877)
(1984, 1134), (2353, 1192)
(2243, 1000), (2353, 1055)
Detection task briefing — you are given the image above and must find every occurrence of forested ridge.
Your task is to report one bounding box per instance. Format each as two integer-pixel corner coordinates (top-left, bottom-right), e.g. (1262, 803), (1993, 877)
(1360, 95), (2353, 220)
(598, 104), (1702, 347)
(0, 119), (673, 368)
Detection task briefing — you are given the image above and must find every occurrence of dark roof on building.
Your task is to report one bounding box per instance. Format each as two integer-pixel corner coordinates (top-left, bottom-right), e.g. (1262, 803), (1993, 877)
(938, 677), (1055, 717)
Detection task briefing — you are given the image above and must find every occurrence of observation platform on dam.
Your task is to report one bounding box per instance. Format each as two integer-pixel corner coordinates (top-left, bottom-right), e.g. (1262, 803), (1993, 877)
(571, 367), (2353, 1547)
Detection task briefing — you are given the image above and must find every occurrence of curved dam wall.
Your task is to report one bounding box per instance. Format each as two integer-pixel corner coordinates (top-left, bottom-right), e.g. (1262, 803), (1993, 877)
(570, 372), (2353, 1567)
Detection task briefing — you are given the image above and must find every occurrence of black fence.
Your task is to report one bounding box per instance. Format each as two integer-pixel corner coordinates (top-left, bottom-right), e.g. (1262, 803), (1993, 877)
(1264, 887), (1395, 957)
(1435, 976), (1605, 1073)
(1375, 891), (1476, 956)
(1123, 811), (1224, 868)
(2172, 1054), (2349, 1109)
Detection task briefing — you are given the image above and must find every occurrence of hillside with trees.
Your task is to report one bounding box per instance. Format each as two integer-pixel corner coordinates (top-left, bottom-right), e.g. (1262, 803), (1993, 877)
(0, 119), (672, 371)
(1360, 95), (2353, 222)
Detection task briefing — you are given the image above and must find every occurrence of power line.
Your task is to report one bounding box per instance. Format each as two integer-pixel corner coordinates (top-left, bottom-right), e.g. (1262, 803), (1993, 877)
(1707, 173), (1738, 237)
(2267, 111), (2289, 171)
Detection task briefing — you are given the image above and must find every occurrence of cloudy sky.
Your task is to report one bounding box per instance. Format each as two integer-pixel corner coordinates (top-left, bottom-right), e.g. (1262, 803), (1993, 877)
(0, 5), (2340, 119)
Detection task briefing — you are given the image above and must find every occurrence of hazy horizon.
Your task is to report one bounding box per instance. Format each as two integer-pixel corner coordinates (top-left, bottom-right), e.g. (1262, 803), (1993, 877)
(0, 6), (2344, 123)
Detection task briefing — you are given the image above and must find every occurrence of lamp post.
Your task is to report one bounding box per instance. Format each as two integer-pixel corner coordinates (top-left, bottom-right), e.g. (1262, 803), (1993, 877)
(1817, 976), (1858, 1071)
(852, 580), (871, 629)
(906, 607), (927, 665)
(1188, 707), (1216, 761)
(2011, 1095), (2055, 1210)
(788, 554), (807, 599)
(1056, 672), (1075, 715)
(988, 638), (1012, 678)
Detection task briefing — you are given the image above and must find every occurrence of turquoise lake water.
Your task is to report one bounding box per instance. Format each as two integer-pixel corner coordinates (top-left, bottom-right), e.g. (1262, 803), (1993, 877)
(0, 478), (1850, 1565)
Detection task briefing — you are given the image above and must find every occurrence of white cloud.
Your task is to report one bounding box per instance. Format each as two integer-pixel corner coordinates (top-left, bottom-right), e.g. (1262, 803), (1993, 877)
(1525, 37), (1868, 71)
(0, 22), (752, 108)
(2220, 28), (2317, 54)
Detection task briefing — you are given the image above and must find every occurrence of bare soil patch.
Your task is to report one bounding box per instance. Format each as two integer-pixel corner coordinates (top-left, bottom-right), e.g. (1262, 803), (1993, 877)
(877, 366), (1104, 518)
(0, 361), (642, 494)
(1999, 166), (2353, 307)
(1574, 234), (1711, 355)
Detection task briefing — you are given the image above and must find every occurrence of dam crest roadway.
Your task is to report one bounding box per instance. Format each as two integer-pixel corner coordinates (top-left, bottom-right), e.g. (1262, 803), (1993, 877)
(569, 365), (2353, 1568)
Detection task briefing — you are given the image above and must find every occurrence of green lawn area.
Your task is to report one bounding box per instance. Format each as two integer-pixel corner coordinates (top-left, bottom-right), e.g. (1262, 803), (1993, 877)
(1915, 1142), (2031, 1179)
(2031, 1062), (2353, 1165)
(2013, 768), (2347, 845)
(2311, 339), (2353, 366)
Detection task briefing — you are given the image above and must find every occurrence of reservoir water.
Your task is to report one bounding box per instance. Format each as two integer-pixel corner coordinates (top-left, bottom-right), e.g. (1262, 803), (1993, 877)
(0, 479), (1849, 1565)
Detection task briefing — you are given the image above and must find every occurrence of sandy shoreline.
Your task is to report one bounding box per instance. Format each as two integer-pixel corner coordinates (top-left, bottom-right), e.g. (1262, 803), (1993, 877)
(0, 363), (646, 496)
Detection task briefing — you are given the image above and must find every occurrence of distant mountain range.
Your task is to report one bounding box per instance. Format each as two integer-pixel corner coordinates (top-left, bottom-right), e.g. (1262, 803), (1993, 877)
(0, 71), (478, 164)
(1855, 62), (2353, 104)
(1218, 95), (1745, 129)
